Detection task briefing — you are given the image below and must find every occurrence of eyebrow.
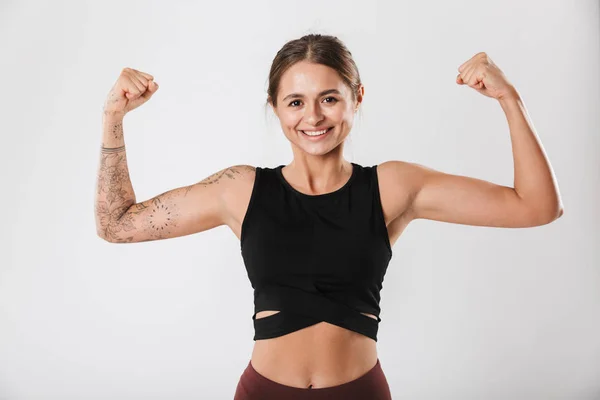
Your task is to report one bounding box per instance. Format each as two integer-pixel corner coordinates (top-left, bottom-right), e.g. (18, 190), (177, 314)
(281, 89), (342, 102)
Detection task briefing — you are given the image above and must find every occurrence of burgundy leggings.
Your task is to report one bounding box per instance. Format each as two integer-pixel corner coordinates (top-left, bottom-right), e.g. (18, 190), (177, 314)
(234, 358), (392, 400)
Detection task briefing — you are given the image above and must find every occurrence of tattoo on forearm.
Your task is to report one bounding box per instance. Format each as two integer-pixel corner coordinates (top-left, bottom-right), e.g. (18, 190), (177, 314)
(101, 145), (125, 153)
(110, 121), (123, 140)
(96, 147), (136, 242)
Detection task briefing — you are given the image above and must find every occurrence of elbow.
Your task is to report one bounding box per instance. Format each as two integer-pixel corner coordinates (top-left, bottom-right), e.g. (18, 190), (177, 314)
(96, 226), (113, 243)
(97, 231), (112, 243)
(515, 189), (564, 226)
(550, 202), (565, 222)
(532, 205), (564, 226)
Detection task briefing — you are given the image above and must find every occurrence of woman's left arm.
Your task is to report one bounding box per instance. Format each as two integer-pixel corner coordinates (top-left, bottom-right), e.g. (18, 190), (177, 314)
(383, 52), (564, 228)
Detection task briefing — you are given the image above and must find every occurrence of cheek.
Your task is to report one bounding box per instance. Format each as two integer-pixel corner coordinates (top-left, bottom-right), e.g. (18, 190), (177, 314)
(279, 114), (300, 127)
(341, 117), (355, 132)
(334, 107), (354, 122)
(324, 110), (347, 125)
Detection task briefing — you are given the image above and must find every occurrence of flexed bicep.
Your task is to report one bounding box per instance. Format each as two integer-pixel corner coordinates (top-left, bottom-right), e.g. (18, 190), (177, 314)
(101, 165), (252, 243)
(382, 160), (553, 228)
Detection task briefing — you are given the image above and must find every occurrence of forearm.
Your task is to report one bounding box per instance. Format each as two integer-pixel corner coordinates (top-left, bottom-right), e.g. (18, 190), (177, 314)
(499, 90), (564, 219)
(94, 113), (137, 240)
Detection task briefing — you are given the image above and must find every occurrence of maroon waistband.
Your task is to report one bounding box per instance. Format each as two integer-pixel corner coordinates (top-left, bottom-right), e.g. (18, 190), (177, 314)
(234, 358), (392, 400)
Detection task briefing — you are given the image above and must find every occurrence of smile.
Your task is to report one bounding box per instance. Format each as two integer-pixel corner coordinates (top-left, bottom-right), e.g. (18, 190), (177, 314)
(299, 127), (333, 138)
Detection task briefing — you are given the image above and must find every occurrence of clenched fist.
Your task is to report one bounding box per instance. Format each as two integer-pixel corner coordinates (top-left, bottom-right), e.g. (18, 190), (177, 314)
(456, 52), (517, 100)
(103, 68), (159, 117)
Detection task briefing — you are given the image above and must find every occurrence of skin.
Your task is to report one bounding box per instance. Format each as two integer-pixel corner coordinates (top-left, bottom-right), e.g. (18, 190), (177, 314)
(95, 55), (564, 389)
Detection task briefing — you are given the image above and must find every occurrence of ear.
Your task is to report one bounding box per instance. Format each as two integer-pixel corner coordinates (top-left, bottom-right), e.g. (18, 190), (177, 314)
(355, 84), (364, 110)
(268, 97), (278, 117)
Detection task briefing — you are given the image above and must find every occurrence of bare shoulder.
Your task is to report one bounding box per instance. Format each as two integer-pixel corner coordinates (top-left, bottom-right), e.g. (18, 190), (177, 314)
(370, 160), (431, 249)
(219, 164), (258, 240)
(215, 164), (256, 184)
(375, 160), (425, 222)
(222, 164), (256, 188)
(219, 164), (257, 209)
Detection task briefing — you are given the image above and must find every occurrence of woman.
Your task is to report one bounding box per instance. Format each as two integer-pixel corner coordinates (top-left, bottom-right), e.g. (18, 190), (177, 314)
(95, 34), (564, 399)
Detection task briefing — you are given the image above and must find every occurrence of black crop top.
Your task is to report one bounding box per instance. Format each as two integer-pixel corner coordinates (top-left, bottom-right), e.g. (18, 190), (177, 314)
(240, 162), (393, 342)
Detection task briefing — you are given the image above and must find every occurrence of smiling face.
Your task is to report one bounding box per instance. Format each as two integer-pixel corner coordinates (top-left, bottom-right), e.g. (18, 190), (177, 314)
(270, 61), (363, 158)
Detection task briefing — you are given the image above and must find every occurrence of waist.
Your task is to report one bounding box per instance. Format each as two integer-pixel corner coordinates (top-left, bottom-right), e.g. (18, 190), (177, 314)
(250, 321), (378, 388)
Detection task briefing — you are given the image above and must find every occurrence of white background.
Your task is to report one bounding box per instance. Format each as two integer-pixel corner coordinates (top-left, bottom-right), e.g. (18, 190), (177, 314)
(1, 0), (599, 399)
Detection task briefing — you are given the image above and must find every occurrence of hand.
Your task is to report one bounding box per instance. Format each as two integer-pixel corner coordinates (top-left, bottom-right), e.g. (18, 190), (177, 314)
(456, 52), (517, 100)
(103, 68), (159, 117)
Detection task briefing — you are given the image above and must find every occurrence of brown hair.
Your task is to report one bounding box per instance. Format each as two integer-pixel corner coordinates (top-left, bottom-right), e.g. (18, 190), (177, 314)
(266, 34), (362, 108)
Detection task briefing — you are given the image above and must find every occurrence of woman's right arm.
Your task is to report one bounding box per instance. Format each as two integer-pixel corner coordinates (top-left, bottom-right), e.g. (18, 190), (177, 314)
(95, 68), (246, 243)
(95, 114), (250, 243)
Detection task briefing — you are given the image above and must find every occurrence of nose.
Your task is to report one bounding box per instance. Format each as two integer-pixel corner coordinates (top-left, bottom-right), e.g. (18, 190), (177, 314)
(303, 102), (324, 126)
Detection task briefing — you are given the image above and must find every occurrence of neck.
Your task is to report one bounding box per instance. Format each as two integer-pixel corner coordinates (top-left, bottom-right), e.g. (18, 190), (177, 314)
(284, 158), (353, 194)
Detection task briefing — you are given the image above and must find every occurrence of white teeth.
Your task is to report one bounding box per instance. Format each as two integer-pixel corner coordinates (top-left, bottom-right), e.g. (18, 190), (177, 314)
(301, 128), (330, 136)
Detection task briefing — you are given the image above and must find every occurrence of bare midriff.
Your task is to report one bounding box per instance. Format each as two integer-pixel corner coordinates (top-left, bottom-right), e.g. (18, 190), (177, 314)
(250, 310), (379, 389)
